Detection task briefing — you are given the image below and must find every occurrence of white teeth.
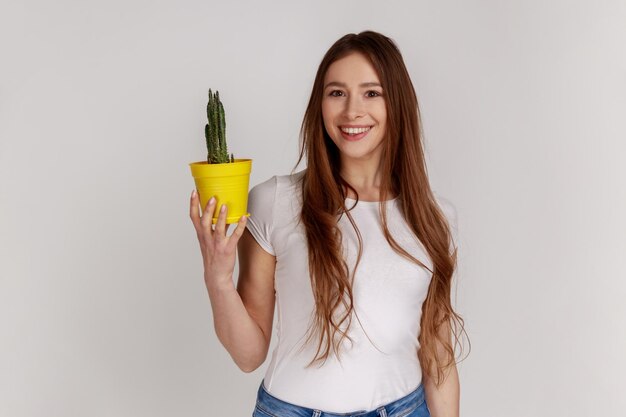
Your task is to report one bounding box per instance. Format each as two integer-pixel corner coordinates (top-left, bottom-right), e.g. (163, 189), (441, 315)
(341, 126), (371, 134)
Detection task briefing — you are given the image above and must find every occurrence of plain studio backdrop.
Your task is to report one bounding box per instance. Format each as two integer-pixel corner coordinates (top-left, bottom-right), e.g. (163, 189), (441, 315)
(1, 1), (625, 416)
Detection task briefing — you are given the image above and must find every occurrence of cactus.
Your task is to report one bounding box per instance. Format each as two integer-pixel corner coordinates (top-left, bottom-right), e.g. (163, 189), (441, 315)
(205, 89), (234, 164)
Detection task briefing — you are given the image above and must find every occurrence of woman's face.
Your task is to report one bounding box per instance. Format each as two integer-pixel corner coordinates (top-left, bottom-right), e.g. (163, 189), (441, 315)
(321, 51), (387, 164)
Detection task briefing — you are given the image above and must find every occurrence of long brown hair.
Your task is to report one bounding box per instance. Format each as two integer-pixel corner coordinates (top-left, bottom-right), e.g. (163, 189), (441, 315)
(291, 30), (469, 386)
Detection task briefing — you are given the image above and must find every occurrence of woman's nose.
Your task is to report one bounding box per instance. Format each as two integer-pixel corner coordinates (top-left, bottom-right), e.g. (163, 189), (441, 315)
(343, 95), (365, 119)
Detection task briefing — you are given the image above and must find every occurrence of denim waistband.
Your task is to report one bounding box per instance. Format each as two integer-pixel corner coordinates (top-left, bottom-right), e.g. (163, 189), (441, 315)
(255, 379), (426, 417)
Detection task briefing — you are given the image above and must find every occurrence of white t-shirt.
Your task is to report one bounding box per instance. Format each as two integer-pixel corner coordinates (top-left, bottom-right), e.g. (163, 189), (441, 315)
(245, 169), (458, 413)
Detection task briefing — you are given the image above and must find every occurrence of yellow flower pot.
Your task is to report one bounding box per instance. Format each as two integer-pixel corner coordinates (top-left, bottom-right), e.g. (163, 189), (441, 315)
(189, 158), (252, 224)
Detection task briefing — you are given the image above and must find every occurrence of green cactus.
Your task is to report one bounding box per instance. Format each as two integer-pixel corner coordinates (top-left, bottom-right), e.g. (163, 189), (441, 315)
(205, 89), (234, 164)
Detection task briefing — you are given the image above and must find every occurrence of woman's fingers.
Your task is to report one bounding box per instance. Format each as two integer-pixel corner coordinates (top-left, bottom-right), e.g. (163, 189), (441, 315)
(189, 190), (203, 230)
(215, 202), (228, 240)
(200, 195), (217, 234)
(190, 190), (242, 283)
(226, 215), (248, 252)
(190, 190), (243, 248)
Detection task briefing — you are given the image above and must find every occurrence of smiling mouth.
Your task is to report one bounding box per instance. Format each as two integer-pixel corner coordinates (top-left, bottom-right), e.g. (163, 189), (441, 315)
(339, 126), (372, 141)
(340, 126), (372, 135)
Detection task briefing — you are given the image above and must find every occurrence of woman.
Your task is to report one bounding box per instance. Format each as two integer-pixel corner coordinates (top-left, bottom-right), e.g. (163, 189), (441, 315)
(190, 30), (467, 417)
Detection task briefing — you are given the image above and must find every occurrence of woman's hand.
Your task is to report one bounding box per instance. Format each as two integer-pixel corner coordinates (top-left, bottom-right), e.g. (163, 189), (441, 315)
(189, 189), (248, 290)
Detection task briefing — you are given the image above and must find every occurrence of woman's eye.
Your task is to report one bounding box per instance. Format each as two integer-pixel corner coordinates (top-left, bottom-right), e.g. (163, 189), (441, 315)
(328, 90), (381, 97)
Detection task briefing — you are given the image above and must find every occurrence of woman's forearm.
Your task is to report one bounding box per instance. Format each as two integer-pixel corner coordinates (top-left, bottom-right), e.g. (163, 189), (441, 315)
(206, 278), (267, 373)
(423, 363), (460, 417)
(423, 316), (461, 417)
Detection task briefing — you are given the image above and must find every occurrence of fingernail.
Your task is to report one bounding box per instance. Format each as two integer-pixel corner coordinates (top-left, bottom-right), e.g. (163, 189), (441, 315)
(209, 196), (215, 204)
(220, 204), (226, 213)
(191, 189), (197, 198)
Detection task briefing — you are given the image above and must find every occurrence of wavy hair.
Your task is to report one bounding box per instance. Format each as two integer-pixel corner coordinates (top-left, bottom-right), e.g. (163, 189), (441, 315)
(290, 30), (469, 386)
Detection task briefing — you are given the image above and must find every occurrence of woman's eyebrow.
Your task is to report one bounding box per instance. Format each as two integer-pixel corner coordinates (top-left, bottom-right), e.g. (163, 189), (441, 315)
(324, 81), (382, 89)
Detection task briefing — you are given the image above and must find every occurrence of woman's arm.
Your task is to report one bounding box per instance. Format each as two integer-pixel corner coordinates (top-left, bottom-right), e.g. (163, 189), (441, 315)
(422, 319), (460, 417)
(190, 192), (276, 373)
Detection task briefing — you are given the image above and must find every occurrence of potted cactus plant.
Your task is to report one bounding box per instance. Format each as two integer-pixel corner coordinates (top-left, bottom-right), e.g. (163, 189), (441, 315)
(189, 89), (252, 224)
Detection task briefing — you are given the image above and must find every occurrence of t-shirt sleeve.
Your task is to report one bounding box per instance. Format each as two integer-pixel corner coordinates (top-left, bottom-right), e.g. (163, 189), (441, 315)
(245, 176), (277, 256)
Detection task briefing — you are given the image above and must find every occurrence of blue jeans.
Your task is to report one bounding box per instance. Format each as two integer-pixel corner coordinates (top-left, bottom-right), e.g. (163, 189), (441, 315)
(253, 379), (431, 417)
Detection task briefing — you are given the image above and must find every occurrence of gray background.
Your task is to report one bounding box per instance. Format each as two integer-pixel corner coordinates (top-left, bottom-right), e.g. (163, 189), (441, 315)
(1, 1), (625, 416)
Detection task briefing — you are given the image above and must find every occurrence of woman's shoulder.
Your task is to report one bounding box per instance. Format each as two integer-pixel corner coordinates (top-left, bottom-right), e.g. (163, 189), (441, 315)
(249, 169), (304, 199)
(247, 170), (304, 239)
(276, 169), (305, 193)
